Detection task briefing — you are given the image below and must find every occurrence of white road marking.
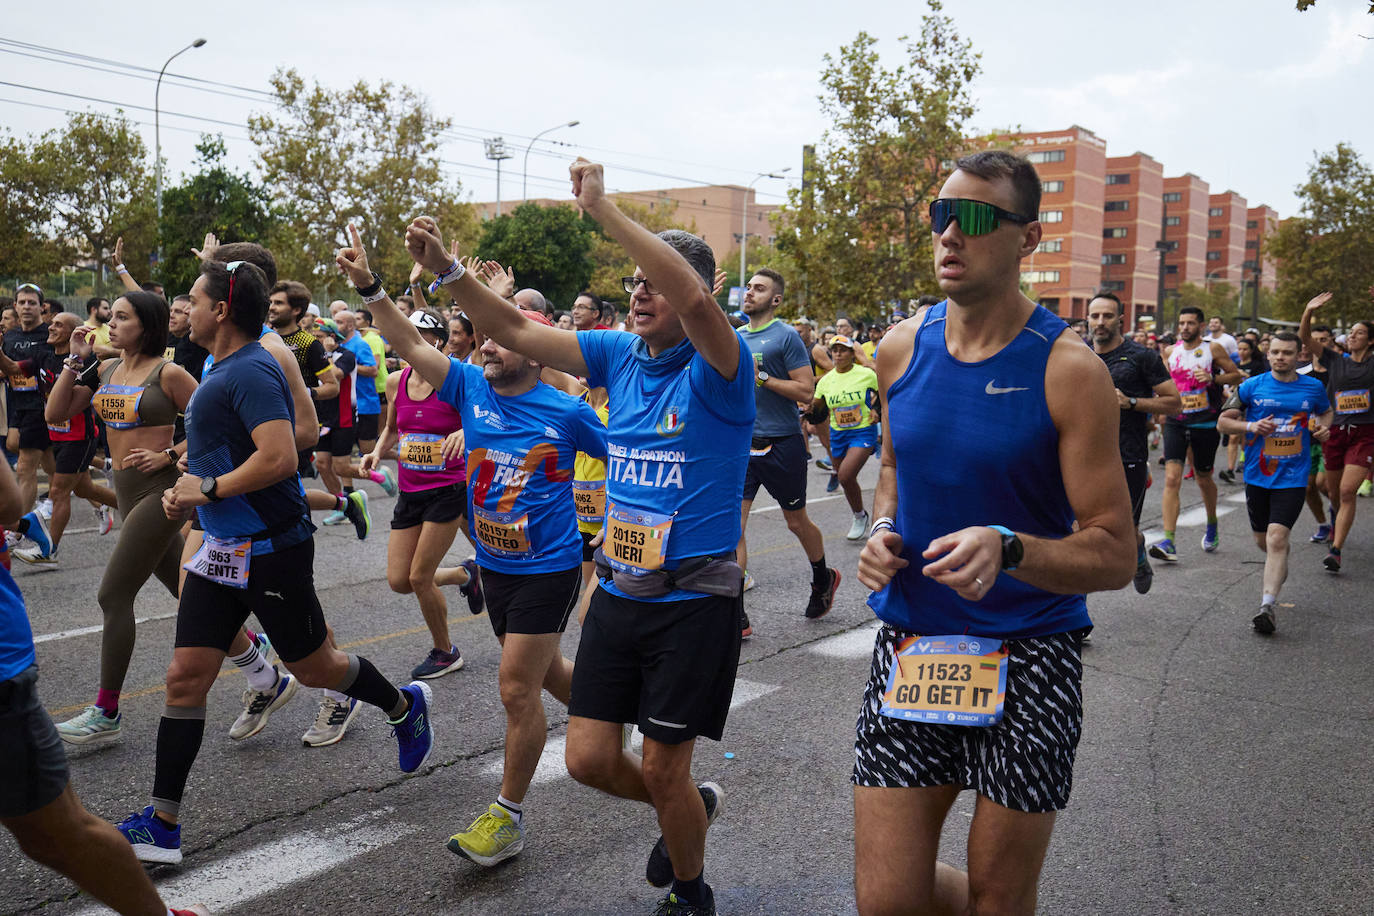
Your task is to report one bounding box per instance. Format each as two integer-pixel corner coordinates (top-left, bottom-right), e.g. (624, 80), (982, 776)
(485, 679), (781, 786)
(33, 611), (178, 644)
(69, 808), (411, 916)
(807, 621), (883, 658)
(1143, 505), (1235, 542)
(1226, 492), (1249, 504)
(753, 493), (847, 514)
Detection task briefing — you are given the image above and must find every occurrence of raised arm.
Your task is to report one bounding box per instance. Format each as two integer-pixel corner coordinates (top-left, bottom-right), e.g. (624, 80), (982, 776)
(1298, 291), (1333, 363)
(110, 237), (141, 294)
(571, 159), (741, 380)
(338, 223), (452, 393)
(403, 219), (587, 378)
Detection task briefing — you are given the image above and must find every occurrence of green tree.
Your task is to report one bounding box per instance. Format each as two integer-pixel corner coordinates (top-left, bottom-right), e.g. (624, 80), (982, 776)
(0, 133), (71, 284)
(777, 4), (983, 316)
(248, 68), (478, 298)
(3, 112), (155, 295)
(156, 136), (281, 296)
(585, 199), (697, 303)
(476, 203), (594, 307)
(1267, 143), (1374, 325)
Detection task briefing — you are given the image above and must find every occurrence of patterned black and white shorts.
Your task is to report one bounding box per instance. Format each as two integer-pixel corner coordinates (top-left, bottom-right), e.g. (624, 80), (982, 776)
(852, 624), (1087, 813)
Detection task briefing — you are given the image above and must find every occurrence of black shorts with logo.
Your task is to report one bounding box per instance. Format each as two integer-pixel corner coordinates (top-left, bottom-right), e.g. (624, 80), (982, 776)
(1124, 461), (1150, 527)
(742, 431), (808, 511)
(482, 566), (581, 638)
(569, 588), (743, 745)
(391, 482), (467, 530)
(0, 666), (69, 818)
(175, 537), (328, 664)
(853, 625), (1087, 813)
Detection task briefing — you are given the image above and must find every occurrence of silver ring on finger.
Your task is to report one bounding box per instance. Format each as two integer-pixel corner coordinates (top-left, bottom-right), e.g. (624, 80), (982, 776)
(974, 576), (985, 591)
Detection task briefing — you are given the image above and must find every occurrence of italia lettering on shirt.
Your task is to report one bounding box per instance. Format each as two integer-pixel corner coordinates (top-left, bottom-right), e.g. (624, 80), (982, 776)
(606, 442), (685, 490)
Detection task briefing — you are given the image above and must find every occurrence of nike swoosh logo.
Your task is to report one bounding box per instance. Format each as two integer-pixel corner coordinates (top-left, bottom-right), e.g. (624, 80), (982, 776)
(985, 381), (1029, 395)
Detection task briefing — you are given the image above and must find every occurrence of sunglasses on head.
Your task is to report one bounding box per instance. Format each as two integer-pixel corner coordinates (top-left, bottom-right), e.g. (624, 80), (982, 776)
(16, 283), (43, 299)
(928, 198), (1035, 236)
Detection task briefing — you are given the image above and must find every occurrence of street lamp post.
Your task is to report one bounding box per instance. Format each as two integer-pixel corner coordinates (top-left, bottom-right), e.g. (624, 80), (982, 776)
(155, 38), (206, 265)
(740, 168), (790, 286)
(485, 138), (513, 216)
(523, 120), (579, 203)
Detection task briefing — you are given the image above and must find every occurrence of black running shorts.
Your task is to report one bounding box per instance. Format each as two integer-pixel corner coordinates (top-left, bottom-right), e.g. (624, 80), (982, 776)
(0, 666), (69, 818)
(14, 409), (51, 452)
(52, 438), (98, 476)
(853, 625), (1087, 813)
(175, 538), (328, 663)
(1162, 422), (1221, 474)
(354, 412), (379, 443)
(391, 482), (467, 530)
(482, 566), (581, 638)
(742, 431), (808, 510)
(1245, 484), (1306, 532)
(317, 425), (356, 458)
(570, 588), (743, 745)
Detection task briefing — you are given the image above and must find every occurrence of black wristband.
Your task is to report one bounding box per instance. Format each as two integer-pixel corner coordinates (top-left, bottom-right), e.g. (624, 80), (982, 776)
(356, 271), (383, 298)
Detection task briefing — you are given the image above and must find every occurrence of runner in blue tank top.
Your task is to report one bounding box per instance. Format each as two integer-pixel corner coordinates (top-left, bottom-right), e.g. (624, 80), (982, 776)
(400, 159), (751, 916)
(853, 151), (1136, 916)
(1218, 332), (1332, 634)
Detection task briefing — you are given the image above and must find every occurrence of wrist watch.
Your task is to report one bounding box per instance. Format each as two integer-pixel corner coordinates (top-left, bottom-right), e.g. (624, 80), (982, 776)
(988, 525), (1023, 571)
(757, 370), (770, 383)
(164, 447), (178, 465)
(200, 476), (221, 502)
(1128, 397), (1138, 410)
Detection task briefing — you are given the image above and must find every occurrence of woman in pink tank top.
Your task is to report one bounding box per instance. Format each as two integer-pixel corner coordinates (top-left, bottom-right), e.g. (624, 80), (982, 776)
(361, 310), (482, 680)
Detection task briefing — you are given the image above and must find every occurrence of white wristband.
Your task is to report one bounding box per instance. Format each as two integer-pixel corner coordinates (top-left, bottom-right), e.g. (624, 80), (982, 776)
(438, 261), (467, 287)
(361, 287), (389, 304)
(870, 516), (896, 536)
(115, 264), (128, 275)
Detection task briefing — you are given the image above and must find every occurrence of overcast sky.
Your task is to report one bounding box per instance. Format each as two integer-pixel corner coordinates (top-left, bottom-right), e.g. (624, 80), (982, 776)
(2, 0), (1370, 220)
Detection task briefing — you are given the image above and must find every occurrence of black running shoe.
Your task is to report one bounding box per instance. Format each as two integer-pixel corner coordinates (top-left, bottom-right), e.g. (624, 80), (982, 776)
(646, 783), (722, 887)
(804, 568), (841, 619)
(458, 559), (484, 614)
(1323, 551), (1341, 573)
(1133, 556), (1153, 595)
(740, 610), (752, 640)
(653, 887), (716, 915)
(1252, 607), (1276, 635)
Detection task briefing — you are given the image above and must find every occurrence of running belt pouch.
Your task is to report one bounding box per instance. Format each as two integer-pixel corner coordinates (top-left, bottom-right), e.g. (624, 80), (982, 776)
(592, 547), (743, 599)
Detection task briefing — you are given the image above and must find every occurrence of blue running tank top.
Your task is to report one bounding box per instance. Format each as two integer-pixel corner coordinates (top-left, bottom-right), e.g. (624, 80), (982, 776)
(868, 301), (1091, 638)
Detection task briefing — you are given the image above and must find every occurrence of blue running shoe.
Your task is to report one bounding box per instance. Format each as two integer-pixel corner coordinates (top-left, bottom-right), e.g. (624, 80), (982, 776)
(252, 629), (273, 661)
(392, 681), (434, 773)
(1201, 524), (1219, 553)
(116, 806), (182, 864)
(825, 473), (839, 493)
(19, 511), (52, 558)
(378, 466), (398, 497)
(1148, 539), (1178, 563)
(815, 457), (833, 472)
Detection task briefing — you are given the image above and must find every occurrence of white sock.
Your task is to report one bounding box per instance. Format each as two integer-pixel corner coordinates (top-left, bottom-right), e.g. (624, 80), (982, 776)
(1262, 594), (1276, 607)
(323, 688), (351, 703)
(496, 794), (523, 825)
(230, 644), (279, 692)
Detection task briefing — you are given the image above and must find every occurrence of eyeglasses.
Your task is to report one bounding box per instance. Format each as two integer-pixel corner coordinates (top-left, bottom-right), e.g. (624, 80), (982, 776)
(622, 276), (658, 296)
(928, 198), (1034, 236)
(571, 301), (598, 312)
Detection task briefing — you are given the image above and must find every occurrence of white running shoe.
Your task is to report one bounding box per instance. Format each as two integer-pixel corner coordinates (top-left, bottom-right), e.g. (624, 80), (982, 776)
(302, 694), (361, 747)
(97, 504), (116, 535)
(228, 673), (300, 740)
(13, 544), (57, 566)
(742, 570), (756, 592)
(35, 498), (53, 520)
(847, 511), (870, 541)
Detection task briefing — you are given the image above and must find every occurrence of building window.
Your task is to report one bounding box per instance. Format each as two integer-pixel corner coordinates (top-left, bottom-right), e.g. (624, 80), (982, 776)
(1163, 191), (1182, 203)
(1208, 207), (1225, 217)
(1243, 260), (1258, 270)
(1165, 265), (1179, 274)
(1207, 229), (1222, 239)
(1027, 150), (1066, 164)
(1039, 210), (1063, 223)
(1101, 253), (1127, 265)
(1041, 180), (1064, 193)
(1206, 251), (1222, 261)
(1103, 227), (1128, 239)
(1246, 219), (1258, 229)
(1245, 239), (1258, 249)
(1022, 270), (1061, 284)
(1036, 239), (1063, 253)
(1163, 241), (1179, 251)
(1165, 216), (1181, 227)
(1100, 280), (1126, 291)
(1106, 173), (1131, 185)
(1104, 200), (1129, 212)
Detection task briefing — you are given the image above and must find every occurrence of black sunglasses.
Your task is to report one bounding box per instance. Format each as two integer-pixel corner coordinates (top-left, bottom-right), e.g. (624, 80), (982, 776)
(929, 198), (1035, 236)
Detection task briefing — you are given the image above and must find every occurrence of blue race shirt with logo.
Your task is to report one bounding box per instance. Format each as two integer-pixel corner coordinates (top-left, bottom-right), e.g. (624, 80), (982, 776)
(1235, 373), (1330, 490)
(342, 334), (379, 415)
(0, 562), (34, 681)
(579, 330), (755, 601)
(438, 359), (606, 574)
(868, 301), (1090, 638)
(187, 342), (312, 555)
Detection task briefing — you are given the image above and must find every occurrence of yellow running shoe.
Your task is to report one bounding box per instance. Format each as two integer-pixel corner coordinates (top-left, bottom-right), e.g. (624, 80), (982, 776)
(446, 804), (524, 867)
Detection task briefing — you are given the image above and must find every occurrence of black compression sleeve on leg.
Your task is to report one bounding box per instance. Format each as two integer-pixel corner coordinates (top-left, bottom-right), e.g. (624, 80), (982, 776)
(334, 654), (404, 717)
(151, 705), (207, 817)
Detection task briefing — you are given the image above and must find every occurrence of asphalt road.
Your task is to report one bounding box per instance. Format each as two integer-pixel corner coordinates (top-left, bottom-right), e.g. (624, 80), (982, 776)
(4, 454), (1372, 916)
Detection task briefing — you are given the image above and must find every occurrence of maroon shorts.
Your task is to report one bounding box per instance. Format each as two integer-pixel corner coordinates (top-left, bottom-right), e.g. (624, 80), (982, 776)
(1322, 423), (1374, 473)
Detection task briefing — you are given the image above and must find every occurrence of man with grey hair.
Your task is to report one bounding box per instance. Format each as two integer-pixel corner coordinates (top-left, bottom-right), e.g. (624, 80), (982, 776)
(403, 159), (753, 915)
(513, 288), (552, 318)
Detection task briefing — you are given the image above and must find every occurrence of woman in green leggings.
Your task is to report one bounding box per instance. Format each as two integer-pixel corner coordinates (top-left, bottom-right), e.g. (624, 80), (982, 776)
(45, 291), (198, 747)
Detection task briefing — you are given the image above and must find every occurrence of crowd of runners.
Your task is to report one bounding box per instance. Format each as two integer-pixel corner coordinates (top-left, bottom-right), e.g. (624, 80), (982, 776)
(1, 150), (1370, 916)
